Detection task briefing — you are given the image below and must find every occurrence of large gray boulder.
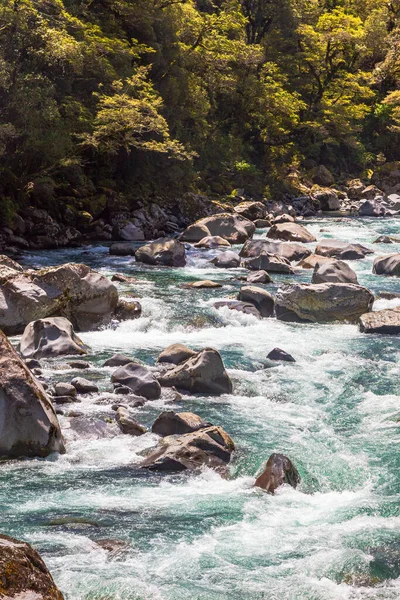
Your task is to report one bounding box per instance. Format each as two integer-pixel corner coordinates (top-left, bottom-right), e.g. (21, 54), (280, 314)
(0, 534), (64, 599)
(312, 260), (358, 284)
(240, 239), (311, 262)
(275, 282), (374, 323)
(152, 411), (209, 436)
(315, 240), (373, 260)
(211, 251), (241, 268)
(237, 286), (274, 317)
(111, 362), (161, 400)
(157, 344), (196, 365)
(244, 253), (294, 274)
(19, 317), (89, 359)
(158, 348), (232, 395)
(359, 199), (386, 217)
(0, 263), (118, 335)
(0, 330), (65, 458)
(359, 307), (400, 334)
(180, 213), (255, 244)
(141, 425), (235, 472)
(373, 254), (400, 276)
(255, 453), (300, 494)
(267, 223), (316, 243)
(135, 238), (186, 267)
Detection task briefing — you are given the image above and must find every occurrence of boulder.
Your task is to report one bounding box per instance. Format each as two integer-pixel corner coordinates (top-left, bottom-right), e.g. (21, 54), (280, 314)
(0, 534), (64, 599)
(240, 239), (311, 262)
(141, 425), (234, 472)
(312, 188), (341, 211)
(0, 263), (118, 335)
(19, 317), (89, 359)
(347, 179), (366, 199)
(312, 260), (358, 284)
(111, 362), (161, 400)
(246, 270), (272, 284)
(309, 165), (335, 187)
(71, 377), (99, 394)
(373, 235), (400, 244)
(233, 201), (267, 220)
(237, 286), (274, 317)
(315, 240), (373, 260)
(0, 330), (65, 458)
(359, 199), (386, 217)
(214, 300), (261, 318)
(157, 344), (197, 365)
(113, 221), (145, 241)
(254, 219), (271, 228)
(245, 253), (294, 274)
(184, 280), (222, 289)
(371, 162), (400, 194)
(211, 251), (241, 268)
(152, 411), (209, 436)
(158, 349), (232, 395)
(67, 360), (90, 369)
(194, 236), (231, 248)
(275, 282), (374, 323)
(373, 254), (400, 276)
(297, 254), (334, 269)
(359, 307), (400, 334)
(115, 407), (146, 435)
(272, 214), (295, 225)
(135, 238), (186, 267)
(267, 223), (316, 243)
(0, 255), (23, 283)
(180, 213), (255, 244)
(267, 348), (296, 362)
(114, 299), (142, 321)
(254, 453), (300, 493)
(103, 353), (132, 367)
(54, 383), (77, 397)
(109, 243), (136, 256)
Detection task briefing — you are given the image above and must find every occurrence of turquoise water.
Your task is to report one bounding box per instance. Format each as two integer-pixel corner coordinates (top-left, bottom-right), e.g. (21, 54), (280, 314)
(2, 217), (400, 599)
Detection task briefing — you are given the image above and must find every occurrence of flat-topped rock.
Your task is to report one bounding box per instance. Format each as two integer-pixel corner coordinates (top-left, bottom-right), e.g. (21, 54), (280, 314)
(214, 300), (261, 318)
(183, 280), (222, 289)
(152, 411), (209, 436)
(244, 253), (294, 274)
(297, 254), (334, 269)
(267, 223), (316, 243)
(359, 307), (400, 334)
(157, 344), (197, 365)
(240, 239), (311, 262)
(315, 240), (373, 260)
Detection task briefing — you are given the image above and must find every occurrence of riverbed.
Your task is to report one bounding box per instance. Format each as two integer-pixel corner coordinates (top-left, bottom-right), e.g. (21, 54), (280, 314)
(1, 217), (400, 600)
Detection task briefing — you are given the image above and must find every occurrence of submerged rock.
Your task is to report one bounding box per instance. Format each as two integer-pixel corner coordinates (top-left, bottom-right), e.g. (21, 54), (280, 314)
(359, 307), (400, 334)
(158, 348), (232, 395)
(214, 300), (261, 318)
(141, 425), (235, 472)
(0, 534), (64, 599)
(157, 344), (196, 365)
(67, 360), (90, 369)
(312, 259), (358, 284)
(267, 223), (316, 243)
(135, 238), (186, 267)
(373, 253), (400, 276)
(19, 317), (89, 359)
(267, 348), (296, 362)
(255, 453), (300, 493)
(103, 353), (132, 367)
(183, 280), (222, 289)
(111, 362), (161, 400)
(0, 330), (65, 458)
(180, 213), (255, 244)
(237, 286), (274, 317)
(275, 282), (374, 323)
(152, 411), (210, 436)
(315, 240), (373, 260)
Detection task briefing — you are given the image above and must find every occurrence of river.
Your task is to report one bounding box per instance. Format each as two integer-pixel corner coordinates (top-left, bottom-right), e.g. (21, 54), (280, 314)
(1, 217), (400, 600)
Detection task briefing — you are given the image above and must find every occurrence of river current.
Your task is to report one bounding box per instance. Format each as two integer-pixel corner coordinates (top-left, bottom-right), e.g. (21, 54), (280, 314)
(2, 217), (400, 600)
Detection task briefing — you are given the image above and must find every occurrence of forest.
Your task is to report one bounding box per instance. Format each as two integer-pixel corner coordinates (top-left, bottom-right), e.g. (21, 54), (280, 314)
(1, 0), (400, 223)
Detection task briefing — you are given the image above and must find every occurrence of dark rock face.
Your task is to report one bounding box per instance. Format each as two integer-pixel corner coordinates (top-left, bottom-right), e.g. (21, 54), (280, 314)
(373, 254), (400, 276)
(267, 223), (316, 243)
(359, 307), (400, 334)
(275, 282), (374, 323)
(103, 353), (132, 367)
(141, 425), (235, 472)
(0, 263), (118, 335)
(19, 317), (89, 359)
(0, 330), (65, 458)
(237, 286), (274, 317)
(158, 349), (232, 395)
(312, 188), (340, 211)
(109, 243), (137, 256)
(211, 251), (241, 268)
(312, 260), (358, 284)
(0, 534), (64, 599)
(135, 238), (186, 267)
(157, 344), (196, 365)
(233, 201), (267, 221)
(267, 348), (296, 362)
(180, 213), (255, 244)
(240, 239), (311, 262)
(114, 299), (142, 321)
(111, 362), (161, 400)
(214, 300), (261, 318)
(315, 240), (373, 260)
(152, 411), (209, 436)
(255, 453), (300, 493)
(359, 199), (386, 217)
